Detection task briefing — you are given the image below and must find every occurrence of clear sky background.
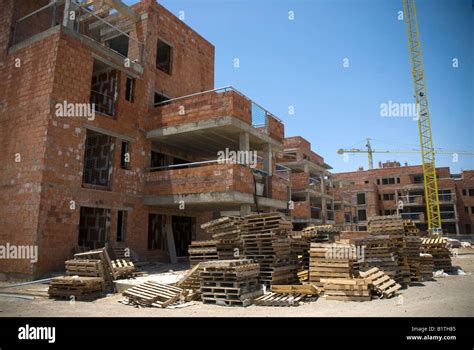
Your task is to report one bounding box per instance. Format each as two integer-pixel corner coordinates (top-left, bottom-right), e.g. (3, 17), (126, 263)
(127, 0), (473, 173)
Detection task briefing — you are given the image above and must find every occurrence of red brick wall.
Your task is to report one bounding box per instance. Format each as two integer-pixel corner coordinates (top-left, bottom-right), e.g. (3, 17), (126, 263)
(143, 2), (215, 99)
(456, 170), (474, 234)
(267, 116), (284, 142)
(145, 163), (254, 196)
(0, 30), (61, 278)
(269, 175), (289, 201)
(290, 172), (309, 190)
(147, 90), (251, 129)
(291, 201), (310, 219)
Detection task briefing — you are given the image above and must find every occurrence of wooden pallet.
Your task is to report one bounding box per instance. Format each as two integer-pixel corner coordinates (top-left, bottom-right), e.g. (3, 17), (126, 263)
(359, 267), (401, 298)
(201, 216), (243, 240)
(321, 278), (371, 301)
(421, 238), (452, 272)
(111, 259), (135, 279)
(271, 284), (319, 295)
(200, 260), (262, 307)
(65, 259), (104, 277)
(74, 248), (116, 285)
(48, 276), (105, 299)
(122, 281), (184, 308)
(309, 242), (358, 287)
(254, 292), (306, 306)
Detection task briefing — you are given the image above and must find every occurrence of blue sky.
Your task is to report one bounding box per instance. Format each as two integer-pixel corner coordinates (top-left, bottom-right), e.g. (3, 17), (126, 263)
(127, 0), (473, 173)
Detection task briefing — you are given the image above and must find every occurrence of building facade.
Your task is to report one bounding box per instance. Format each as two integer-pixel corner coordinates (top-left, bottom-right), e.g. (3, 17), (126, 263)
(0, 0), (290, 278)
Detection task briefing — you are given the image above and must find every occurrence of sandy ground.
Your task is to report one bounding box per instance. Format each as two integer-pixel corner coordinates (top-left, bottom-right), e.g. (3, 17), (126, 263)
(0, 249), (473, 317)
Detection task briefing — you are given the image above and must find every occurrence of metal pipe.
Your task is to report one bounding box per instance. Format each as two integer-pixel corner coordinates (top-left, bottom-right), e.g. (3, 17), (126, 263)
(16, 2), (57, 22)
(0, 278), (52, 289)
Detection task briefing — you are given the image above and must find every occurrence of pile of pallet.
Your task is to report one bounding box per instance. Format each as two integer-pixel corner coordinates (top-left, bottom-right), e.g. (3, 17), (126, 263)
(241, 213), (297, 285)
(322, 278), (371, 302)
(201, 216), (243, 240)
(200, 259), (263, 307)
(289, 236), (310, 280)
(309, 242), (358, 289)
(48, 276), (105, 300)
(188, 240), (219, 266)
(404, 236), (422, 282)
(421, 238), (453, 272)
(368, 216), (410, 286)
(301, 225), (339, 242)
(353, 236), (400, 282)
(420, 253), (434, 279)
(122, 281), (184, 308)
(403, 220), (420, 236)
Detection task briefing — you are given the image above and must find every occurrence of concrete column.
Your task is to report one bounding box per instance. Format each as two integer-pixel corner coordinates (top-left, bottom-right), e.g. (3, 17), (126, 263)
(240, 204), (251, 217)
(239, 132), (250, 151)
(263, 144), (272, 176)
(320, 176), (327, 223)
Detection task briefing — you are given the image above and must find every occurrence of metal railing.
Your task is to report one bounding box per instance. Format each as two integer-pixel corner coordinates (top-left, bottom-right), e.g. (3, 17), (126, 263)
(10, 1), (144, 64)
(401, 212), (423, 220)
(69, 1), (144, 64)
(11, 1), (61, 46)
(153, 86), (282, 127)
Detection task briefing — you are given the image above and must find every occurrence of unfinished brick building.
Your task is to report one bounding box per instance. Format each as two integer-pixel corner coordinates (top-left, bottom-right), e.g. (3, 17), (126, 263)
(0, 0), (290, 279)
(333, 161), (470, 235)
(277, 136), (351, 230)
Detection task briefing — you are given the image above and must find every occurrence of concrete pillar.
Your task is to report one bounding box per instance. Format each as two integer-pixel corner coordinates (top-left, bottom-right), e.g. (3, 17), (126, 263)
(263, 144), (272, 176)
(239, 132), (249, 152)
(240, 204), (251, 217)
(320, 176), (327, 223)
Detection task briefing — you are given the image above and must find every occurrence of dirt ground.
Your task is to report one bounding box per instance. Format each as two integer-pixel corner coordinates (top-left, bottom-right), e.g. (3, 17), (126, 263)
(1, 249), (473, 317)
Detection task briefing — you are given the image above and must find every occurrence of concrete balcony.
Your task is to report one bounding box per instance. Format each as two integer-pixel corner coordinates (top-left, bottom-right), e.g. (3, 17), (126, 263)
(143, 162), (288, 211)
(146, 87), (284, 159)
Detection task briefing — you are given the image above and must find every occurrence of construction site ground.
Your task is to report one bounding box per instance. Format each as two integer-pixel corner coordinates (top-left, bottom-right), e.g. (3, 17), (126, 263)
(1, 248), (473, 317)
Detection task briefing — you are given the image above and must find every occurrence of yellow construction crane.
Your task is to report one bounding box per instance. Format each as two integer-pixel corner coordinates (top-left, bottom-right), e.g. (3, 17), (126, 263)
(402, 0), (441, 232)
(337, 138), (474, 170)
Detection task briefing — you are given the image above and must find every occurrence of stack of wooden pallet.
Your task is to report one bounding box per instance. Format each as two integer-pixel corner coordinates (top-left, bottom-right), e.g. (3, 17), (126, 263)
(49, 247), (117, 299)
(200, 259), (263, 307)
(48, 276), (105, 300)
(175, 263), (205, 301)
(65, 259), (104, 277)
(421, 238), (453, 272)
(201, 216), (243, 240)
(321, 278), (371, 302)
(301, 225), (339, 243)
(368, 216), (405, 235)
(404, 236), (422, 282)
(353, 235), (400, 282)
(420, 253), (434, 279)
(241, 213), (297, 285)
(122, 281), (184, 308)
(403, 220), (420, 236)
(368, 216), (410, 286)
(188, 240), (219, 266)
(359, 267), (401, 298)
(309, 242), (358, 289)
(289, 236), (310, 278)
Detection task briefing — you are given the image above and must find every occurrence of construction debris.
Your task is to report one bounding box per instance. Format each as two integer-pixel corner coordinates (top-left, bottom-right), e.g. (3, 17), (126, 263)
(359, 267), (401, 298)
(122, 281), (184, 308)
(200, 259), (263, 307)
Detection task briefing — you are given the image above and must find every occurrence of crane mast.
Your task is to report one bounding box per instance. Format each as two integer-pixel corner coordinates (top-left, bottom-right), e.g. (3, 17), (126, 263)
(402, 0), (441, 232)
